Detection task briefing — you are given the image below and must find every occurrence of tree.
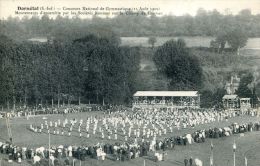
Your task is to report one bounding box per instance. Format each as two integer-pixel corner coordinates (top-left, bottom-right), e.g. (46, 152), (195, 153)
(236, 73), (254, 98)
(215, 32), (227, 53)
(215, 27), (248, 54)
(0, 35), (16, 109)
(153, 39), (203, 90)
(238, 9), (252, 18)
(73, 34), (140, 104)
(210, 40), (220, 52)
(226, 28), (248, 54)
(148, 36), (157, 48)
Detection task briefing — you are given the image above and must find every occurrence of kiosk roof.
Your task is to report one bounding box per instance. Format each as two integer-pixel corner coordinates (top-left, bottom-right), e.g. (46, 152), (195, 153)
(133, 91), (199, 97)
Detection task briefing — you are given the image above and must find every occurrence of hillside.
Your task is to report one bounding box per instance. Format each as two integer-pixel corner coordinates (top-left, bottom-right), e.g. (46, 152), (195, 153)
(137, 46), (257, 93)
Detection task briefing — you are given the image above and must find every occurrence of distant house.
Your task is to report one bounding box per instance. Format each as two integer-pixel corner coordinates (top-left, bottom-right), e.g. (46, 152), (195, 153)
(27, 36), (54, 44)
(225, 74), (240, 95)
(28, 37), (48, 43)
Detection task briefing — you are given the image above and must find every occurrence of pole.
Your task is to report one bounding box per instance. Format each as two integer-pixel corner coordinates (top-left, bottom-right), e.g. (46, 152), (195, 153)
(245, 156), (247, 166)
(48, 133), (50, 166)
(233, 140), (236, 166)
(73, 159), (75, 166)
(144, 159), (145, 166)
(5, 113), (12, 143)
(211, 141), (214, 166)
(233, 151), (235, 166)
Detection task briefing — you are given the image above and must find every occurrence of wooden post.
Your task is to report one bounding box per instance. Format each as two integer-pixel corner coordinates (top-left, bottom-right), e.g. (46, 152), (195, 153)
(210, 141), (214, 166)
(233, 140), (236, 166)
(73, 159), (75, 166)
(13, 95), (16, 111)
(58, 95), (60, 108)
(7, 100), (9, 111)
(24, 89), (27, 107)
(48, 133), (50, 166)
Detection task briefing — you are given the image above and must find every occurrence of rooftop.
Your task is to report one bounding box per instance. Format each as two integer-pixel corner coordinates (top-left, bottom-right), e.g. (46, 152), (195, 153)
(223, 95), (238, 99)
(133, 91), (199, 97)
(27, 37), (48, 43)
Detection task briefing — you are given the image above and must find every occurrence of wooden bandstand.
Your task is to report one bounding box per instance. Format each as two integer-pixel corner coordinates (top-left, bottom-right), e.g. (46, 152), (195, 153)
(132, 91), (200, 109)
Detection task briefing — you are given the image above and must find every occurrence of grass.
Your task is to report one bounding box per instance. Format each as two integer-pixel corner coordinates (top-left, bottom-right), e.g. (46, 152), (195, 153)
(121, 37), (260, 49)
(1, 111), (260, 166)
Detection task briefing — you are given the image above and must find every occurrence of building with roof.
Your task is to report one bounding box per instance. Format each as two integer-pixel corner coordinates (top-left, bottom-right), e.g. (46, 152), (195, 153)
(132, 91), (200, 109)
(222, 94), (240, 109)
(240, 98), (251, 110)
(27, 36), (54, 44)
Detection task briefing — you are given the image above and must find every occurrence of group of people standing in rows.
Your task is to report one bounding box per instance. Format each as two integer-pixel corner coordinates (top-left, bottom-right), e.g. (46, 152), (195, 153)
(0, 104), (124, 119)
(0, 106), (259, 165)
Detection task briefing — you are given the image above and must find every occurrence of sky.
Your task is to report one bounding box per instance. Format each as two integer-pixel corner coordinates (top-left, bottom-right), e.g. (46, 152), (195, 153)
(0, 0), (260, 19)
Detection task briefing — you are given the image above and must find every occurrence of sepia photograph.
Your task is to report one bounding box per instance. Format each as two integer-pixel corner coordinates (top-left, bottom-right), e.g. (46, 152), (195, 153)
(0, 0), (260, 165)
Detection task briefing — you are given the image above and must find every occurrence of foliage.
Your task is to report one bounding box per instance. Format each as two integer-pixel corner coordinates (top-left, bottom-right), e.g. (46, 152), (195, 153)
(1, 8), (260, 43)
(226, 28), (248, 52)
(214, 27), (248, 53)
(148, 37), (157, 48)
(0, 34), (140, 106)
(200, 88), (226, 108)
(236, 73), (254, 98)
(153, 39), (203, 90)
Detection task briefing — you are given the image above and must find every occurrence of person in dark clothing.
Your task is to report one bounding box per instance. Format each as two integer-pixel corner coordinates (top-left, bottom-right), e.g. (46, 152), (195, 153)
(184, 158), (189, 166)
(189, 157), (193, 166)
(183, 137), (187, 146)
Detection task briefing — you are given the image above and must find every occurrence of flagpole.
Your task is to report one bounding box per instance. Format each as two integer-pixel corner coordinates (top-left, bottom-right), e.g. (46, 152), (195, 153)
(234, 151), (236, 166)
(233, 140), (236, 166)
(245, 156), (247, 166)
(73, 159), (75, 166)
(49, 132), (50, 166)
(210, 141), (214, 166)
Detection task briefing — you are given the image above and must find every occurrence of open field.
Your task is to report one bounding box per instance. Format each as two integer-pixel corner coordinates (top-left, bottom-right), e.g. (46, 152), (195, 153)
(1, 111), (260, 166)
(121, 37), (260, 50)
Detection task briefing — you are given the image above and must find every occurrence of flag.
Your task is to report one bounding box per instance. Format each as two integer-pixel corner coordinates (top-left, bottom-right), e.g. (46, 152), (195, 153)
(233, 141), (236, 152)
(245, 157), (247, 166)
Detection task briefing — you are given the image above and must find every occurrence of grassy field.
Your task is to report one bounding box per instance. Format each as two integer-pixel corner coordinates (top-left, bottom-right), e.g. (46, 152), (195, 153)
(1, 112), (260, 166)
(121, 37), (260, 49)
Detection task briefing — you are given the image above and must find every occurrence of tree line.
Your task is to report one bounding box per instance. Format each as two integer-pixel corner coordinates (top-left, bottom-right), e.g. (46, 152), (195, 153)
(1, 8), (260, 43)
(0, 34), (140, 108)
